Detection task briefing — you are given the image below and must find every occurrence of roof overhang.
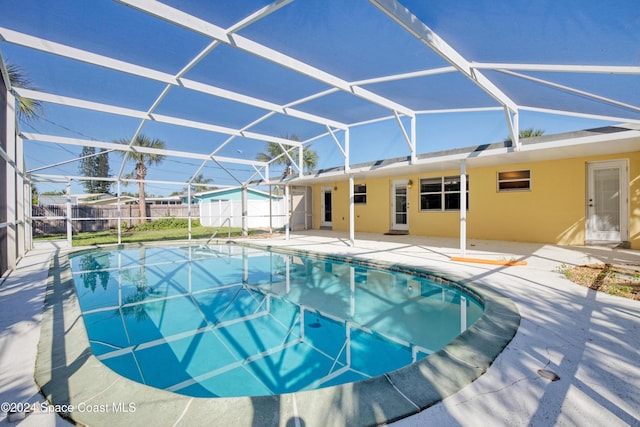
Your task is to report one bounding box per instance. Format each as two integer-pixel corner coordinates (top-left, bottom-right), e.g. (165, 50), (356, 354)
(286, 124), (640, 184)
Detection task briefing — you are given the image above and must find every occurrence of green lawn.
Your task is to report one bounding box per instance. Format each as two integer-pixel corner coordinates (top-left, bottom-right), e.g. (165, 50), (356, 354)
(36, 226), (271, 246)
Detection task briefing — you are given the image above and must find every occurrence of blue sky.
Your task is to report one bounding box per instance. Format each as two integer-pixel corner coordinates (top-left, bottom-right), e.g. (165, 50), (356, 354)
(1, 0), (636, 196)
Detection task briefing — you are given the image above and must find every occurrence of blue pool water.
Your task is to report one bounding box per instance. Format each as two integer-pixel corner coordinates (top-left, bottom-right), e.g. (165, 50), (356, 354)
(70, 244), (483, 397)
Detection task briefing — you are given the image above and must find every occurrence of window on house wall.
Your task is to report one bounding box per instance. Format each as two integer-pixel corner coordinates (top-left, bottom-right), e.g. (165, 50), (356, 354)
(497, 170), (531, 192)
(420, 175), (469, 211)
(354, 183), (367, 204)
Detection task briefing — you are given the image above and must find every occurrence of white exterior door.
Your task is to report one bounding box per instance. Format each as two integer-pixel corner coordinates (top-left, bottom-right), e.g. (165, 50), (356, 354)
(586, 160), (628, 243)
(391, 180), (409, 231)
(321, 187), (332, 227)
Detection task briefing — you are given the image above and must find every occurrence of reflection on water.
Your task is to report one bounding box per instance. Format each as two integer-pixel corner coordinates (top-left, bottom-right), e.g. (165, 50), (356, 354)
(70, 244), (483, 397)
(79, 252), (111, 292)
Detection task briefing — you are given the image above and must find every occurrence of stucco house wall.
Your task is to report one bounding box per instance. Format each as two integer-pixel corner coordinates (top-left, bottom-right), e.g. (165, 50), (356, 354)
(312, 150), (640, 249)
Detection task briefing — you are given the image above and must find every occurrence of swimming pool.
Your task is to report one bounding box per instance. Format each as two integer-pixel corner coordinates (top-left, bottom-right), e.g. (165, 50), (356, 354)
(69, 243), (483, 398)
(36, 239), (519, 426)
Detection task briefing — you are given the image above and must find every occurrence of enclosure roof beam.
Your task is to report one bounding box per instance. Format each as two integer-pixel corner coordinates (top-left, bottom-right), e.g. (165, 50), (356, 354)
(393, 111), (416, 162)
(498, 69), (640, 114)
(0, 27), (347, 130)
(351, 66), (456, 86)
(30, 173), (201, 187)
(28, 149), (117, 174)
(520, 106), (640, 125)
(14, 88), (303, 148)
(245, 164), (268, 184)
(504, 108), (520, 150)
(225, 0), (295, 34)
(211, 158), (244, 187)
(20, 133), (268, 167)
(326, 126), (347, 159)
(117, 0), (415, 117)
(470, 62), (640, 74)
(370, 0), (518, 113)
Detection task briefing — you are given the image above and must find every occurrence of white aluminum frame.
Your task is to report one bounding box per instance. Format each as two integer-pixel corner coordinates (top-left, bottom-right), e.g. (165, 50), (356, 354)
(1, 0), (638, 253)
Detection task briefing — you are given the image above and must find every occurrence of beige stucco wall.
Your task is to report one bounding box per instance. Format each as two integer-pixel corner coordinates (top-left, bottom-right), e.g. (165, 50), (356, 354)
(312, 150), (640, 249)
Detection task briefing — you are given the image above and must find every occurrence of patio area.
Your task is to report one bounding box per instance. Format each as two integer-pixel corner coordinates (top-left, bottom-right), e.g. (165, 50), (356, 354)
(1, 232), (639, 426)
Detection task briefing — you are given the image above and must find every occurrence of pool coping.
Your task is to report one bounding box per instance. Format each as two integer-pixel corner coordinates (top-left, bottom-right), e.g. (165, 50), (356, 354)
(35, 240), (520, 427)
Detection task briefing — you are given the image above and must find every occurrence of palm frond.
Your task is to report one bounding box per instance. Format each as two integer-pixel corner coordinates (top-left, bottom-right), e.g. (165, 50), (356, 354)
(6, 62), (44, 122)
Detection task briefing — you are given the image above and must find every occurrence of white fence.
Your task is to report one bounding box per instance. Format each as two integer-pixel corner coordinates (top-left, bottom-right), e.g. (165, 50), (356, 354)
(199, 199), (287, 229)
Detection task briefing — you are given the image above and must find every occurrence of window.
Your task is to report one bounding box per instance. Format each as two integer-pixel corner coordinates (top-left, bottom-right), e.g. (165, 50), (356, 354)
(354, 183), (367, 204)
(420, 176), (469, 211)
(498, 170), (531, 192)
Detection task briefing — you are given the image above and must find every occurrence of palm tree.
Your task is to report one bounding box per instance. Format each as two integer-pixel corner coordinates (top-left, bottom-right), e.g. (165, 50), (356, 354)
(256, 134), (318, 177)
(303, 146), (318, 171)
(184, 173), (215, 193)
(505, 128), (545, 146)
(116, 135), (166, 222)
(118, 247), (160, 322)
(519, 128), (545, 138)
(5, 62), (44, 122)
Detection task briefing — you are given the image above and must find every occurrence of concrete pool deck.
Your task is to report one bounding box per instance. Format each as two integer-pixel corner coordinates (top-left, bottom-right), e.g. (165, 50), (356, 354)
(1, 232), (639, 426)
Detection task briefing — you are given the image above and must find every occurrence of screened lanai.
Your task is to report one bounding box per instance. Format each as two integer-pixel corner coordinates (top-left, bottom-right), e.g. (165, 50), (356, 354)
(1, 0), (639, 275)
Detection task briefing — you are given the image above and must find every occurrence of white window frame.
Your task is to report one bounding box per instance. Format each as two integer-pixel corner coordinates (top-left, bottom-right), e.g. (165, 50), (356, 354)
(354, 183), (367, 204)
(420, 175), (469, 211)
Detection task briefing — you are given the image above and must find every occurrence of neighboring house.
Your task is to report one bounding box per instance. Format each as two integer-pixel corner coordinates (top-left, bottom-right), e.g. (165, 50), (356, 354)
(144, 196), (183, 205)
(76, 194), (137, 205)
(188, 187), (278, 204)
(303, 124), (640, 249)
(78, 195), (181, 206)
(193, 187), (287, 229)
(38, 195), (77, 205)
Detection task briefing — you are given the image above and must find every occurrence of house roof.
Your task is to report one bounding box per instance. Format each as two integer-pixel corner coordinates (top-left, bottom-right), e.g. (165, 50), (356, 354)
(295, 123), (640, 183)
(1, 1), (638, 190)
(80, 195), (138, 205)
(194, 187), (281, 199)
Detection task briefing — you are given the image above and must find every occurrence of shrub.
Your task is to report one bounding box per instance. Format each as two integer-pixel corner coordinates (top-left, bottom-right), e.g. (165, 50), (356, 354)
(133, 217), (201, 231)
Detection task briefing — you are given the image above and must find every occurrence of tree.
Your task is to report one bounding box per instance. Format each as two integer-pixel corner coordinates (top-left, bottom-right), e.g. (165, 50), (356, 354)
(519, 128), (545, 138)
(505, 128), (545, 145)
(256, 134), (318, 177)
(95, 149), (110, 192)
(5, 62), (44, 122)
(183, 173), (215, 193)
(116, 135), (166, 222)
(31, 183), (38, 205)
(78, 146), (111, 194)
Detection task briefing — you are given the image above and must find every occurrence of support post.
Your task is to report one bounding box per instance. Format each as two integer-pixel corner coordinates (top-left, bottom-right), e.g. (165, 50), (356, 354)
(344, 128), (350, 173)
(298, 144), (304, 178)
(349, 174), (355, 246)
(5, 91), (17, 268)
(16, 134), (25, 257)
(268, 185), (273, 233)
(411, 116), (417, 164)
(66, 179), (72, 246)
(241, 185), (248, 237)
(25, 181), (33, 250)
(460, 160), (467, 257)
(187, 184), (192, 240)
(284, 184), (290, 240)
(117, 180), (122, 244)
